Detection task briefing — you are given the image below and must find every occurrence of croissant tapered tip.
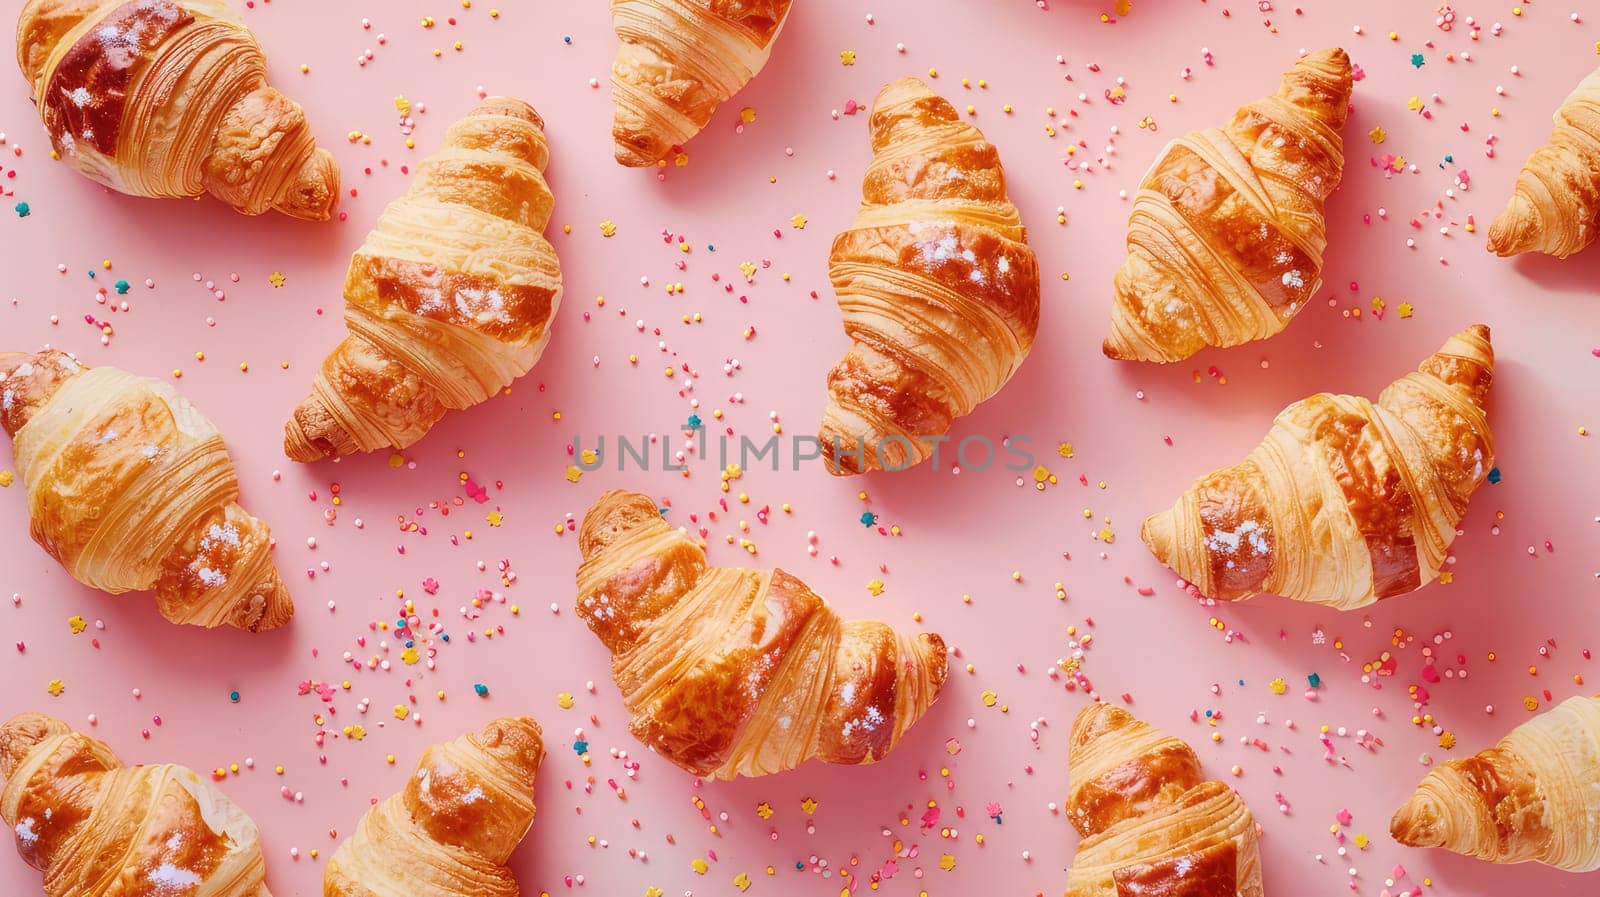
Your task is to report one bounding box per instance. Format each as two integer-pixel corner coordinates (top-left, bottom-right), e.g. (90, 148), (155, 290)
(0, 712), (68, 780)
(471, 96), (545, 129)
(283, 403), (342, 463)
(473, 716), (547, 782)
(577, 489), (665, 558)
(243, 576), (295, 632)
(272, 148), (340, 221)
(1389, 790), (1446, 848)
(1140, 510), (1176, 567)
(1486, 193), (1539, 257)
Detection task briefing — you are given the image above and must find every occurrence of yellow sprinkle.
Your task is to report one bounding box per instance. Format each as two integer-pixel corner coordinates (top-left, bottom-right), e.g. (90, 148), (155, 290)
(557, 692), (576, 709)
(46, 679), (64, 697)
(599, 220), (617, 237)
(67, 616), (87, 634)
(840, 50), (856, 66)
(0, 471), (13, 488)
(393, 705), (409, 720)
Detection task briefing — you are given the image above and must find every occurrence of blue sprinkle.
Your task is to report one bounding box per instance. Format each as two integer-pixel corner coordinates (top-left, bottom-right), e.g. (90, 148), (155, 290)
(859, 512), (876, 527)
(1410, 52), (1425, 68)
(13, 202), (29, 217)
(563, 35), (572, 43)
(686, 414), (702, 430)
(1487, 466), (1502, 484)
(1444, 154), (1454, 164)
(441, 633), (451, 643)
(114, 279), (130, 294)
(86, 270), (96, 278)
(1307, 672), (1322, 688)
(404, 640), (414, 649)
(795, 862), (805, 871)
(573, 739), (589, 755)
(474, 683), (489, 697)
(1204, 709), (1214, 718)
(229, 690), (241, 703)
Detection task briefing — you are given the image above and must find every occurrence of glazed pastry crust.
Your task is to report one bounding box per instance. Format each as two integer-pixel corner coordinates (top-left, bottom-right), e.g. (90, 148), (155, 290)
(609, 0), (793, 166)
(1, 349), (292, 631)
(15, 0), (338, 218)
(1391, 695), (1600, 871)
(1065, 704), (1262, 897)
(575, 490), (949, 779)
(1487, 66), (1600, 258)
(324, 718), (544, 897)
(0, 712), (272, 897)
(1142, 325), (1493, 610)
(284, 97), (562, 461)
(820, 77), (1040, 475)
(1105, 48), (1352, 363)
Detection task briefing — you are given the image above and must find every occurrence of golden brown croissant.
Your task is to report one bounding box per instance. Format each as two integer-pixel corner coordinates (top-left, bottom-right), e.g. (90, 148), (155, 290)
(1143, 324), (1493, 610)
(820, 77), (1040, 475)
(16, 0), (338, 219)
(1065, 704), (1262, 897)
(1392, 695), (1600, 870)
(0, 712), (272, 897)
(575, 489), (948, 779)
(1105, 48), (1352, 363)
(1, 348), (292, 631)
(1487, 66), (1600, 258)
(609, 0), (792, 166)
(324, 717), (544, 897)
(283, 97), (562, 462)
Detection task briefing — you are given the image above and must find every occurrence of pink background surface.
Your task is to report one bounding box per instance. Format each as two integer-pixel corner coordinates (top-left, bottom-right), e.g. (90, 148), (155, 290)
(3, 1), (1600, 895)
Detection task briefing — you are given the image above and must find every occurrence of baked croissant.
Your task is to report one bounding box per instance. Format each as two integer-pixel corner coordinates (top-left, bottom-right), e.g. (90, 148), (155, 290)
(16, 0), (338, 219)
(609, 0), (792, 166)
(1392, 695), (1600, 870)
(820, 77), (1040, 475)
(1143, 324), (1493, 610)
(1487, 66), (1600, 258)
(283, 97), (562, 462)
(0, 712), (271, 897)
(575, 489), (949, 779)
(1, 349), (292, 631)
(325, 717), (544, 897)
(1104, 48), (1352, 363)
(1065, 704), (1262, 897)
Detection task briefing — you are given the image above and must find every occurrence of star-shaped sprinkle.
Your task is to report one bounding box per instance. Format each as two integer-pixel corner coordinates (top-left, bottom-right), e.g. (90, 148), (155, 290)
(67, 616), (87, 634)
(557, 693), (576, 709)
(756, 802), (774, 819)
(790, 213), (807, 229)
(599, 220), (617, 237)
(1368, 126), (1387, 144)
(867, 579), (885, 596)
(46, 679), (64, 696)
(800, 796), (819, 814)
(939, 855), (957, 871)
(565, 465), (583, 483)
(268, 272), (286, 288)
(486, 511), (504, 527)
(733, 873), (752, 891)
(840, 50), (856, 65)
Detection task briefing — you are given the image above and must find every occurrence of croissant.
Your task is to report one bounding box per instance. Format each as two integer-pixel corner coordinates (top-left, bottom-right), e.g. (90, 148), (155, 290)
(1065, 704), (1262, 897)
(820, 77), (1041, 475)
(575, 489), (948, 779)
(16, 0), (338, 219)
(283, 97), (562, 462)
(609, 0), (792, 166)
(1104, 48), (1352, 363)
(1143, 324), (1493, 610)
(0, 712), (271, 897)
(1, 349), (292, 631)
(1487, 66), (1600, 257)
(325, 717), (544, 897)
(1392, 695), (1600, 870)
